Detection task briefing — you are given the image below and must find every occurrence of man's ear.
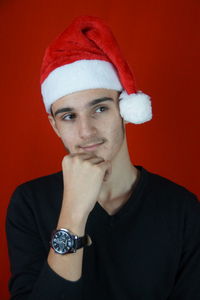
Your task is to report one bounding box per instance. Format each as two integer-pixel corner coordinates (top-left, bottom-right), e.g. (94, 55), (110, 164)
(48, 115), (61, 138)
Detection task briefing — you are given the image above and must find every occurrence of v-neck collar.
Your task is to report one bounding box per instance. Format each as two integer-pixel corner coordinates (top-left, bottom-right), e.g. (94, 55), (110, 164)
(91, 166), (148, 223)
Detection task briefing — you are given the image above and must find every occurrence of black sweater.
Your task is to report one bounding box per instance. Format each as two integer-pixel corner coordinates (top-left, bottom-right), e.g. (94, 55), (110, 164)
(6, 166), (200, 300)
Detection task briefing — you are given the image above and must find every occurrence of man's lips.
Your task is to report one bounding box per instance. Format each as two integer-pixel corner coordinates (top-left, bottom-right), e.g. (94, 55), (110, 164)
(79, 141), (104, 151)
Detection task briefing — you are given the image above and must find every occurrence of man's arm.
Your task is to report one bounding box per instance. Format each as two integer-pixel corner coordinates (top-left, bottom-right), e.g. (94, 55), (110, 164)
(6, 153), (110, 299)
(47, 216), (87, 282)
(47, 153), (110, 281)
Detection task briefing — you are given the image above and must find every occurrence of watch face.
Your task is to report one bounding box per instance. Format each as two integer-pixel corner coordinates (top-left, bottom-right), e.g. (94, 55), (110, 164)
(52, 230), (75, 254)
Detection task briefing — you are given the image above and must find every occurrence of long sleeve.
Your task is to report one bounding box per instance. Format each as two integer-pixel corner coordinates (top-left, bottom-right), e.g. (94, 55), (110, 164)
(6, 184), (83, 300)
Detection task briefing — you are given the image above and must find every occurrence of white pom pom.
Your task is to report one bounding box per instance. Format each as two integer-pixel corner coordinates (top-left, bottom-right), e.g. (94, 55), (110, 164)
(119, 90), (152, 124)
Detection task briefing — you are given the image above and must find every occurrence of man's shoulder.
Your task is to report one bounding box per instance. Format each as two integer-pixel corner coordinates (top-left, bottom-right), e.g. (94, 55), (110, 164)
(11, 171), (63, 205)
(143, 166), (198, 205)
(18, 170), (63, 189)
(7, 172), (63, 231)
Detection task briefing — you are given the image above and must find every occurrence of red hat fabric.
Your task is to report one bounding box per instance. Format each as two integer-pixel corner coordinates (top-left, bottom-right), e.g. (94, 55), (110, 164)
(40, 16), (152, 124)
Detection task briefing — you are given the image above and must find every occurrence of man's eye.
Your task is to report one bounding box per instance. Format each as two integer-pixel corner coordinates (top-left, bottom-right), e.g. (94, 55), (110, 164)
(62, 113), (76, 120)
(95, 106), (108, 113)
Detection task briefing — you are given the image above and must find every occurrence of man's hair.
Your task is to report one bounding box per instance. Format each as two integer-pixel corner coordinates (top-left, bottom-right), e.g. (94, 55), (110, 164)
(50, 105), (54, 117)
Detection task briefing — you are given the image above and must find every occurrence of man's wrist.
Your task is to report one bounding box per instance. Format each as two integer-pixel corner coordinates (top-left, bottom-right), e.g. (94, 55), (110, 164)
(57, 214), (88, 236)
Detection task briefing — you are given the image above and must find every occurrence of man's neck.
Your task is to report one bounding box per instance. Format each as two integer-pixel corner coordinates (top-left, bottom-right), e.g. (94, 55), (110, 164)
(97, 139), (139, 212)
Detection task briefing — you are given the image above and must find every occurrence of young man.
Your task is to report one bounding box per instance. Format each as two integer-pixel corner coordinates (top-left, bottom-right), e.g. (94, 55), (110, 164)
(6, 16), (200, 300)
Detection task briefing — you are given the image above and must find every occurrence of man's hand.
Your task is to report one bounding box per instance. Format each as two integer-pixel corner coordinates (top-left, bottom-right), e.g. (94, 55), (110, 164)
(61, 153), (111, 220)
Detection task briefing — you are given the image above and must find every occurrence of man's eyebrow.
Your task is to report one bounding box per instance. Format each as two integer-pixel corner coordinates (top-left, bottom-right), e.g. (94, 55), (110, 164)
(53, 97), (114, 116)
(89, 97), (114, 106)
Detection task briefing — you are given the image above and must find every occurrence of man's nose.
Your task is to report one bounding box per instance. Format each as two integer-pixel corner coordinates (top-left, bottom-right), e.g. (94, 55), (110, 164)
(78, 116), (97, 139)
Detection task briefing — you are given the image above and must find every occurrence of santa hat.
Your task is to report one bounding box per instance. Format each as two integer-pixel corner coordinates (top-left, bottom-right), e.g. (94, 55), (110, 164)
(40, 16), (152, 124)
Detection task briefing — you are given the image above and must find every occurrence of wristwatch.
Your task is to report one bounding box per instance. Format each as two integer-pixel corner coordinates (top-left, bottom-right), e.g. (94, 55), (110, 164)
(50, 228), (92, 254)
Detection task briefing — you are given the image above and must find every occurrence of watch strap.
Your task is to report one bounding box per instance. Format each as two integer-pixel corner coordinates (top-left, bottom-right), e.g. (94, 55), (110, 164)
(76, 234), (92, 250)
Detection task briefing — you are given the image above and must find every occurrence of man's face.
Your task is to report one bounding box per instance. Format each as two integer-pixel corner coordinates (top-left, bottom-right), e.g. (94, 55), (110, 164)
(48, 89), (125, 161)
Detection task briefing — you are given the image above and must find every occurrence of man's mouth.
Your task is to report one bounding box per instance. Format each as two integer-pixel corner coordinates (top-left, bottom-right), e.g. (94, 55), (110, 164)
(79, 141), (105, 151)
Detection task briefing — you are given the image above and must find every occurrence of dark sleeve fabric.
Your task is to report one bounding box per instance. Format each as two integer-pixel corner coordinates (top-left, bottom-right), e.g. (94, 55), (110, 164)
(6, 172), (82, 300)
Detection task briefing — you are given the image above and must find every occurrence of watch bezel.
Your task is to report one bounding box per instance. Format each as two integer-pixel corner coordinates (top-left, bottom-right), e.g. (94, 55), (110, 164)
(51, 228), (78, 254)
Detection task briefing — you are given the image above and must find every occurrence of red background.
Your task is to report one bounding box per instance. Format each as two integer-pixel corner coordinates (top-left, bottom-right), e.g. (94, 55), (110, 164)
(1, 0), (199, 299)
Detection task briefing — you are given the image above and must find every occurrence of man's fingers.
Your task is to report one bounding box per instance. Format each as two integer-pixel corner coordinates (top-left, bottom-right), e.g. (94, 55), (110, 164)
(86, 156), (105, 164)
(70, 152), (91, 158)
(70, 152), (104, 164)
(68, 153), (111, 179)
